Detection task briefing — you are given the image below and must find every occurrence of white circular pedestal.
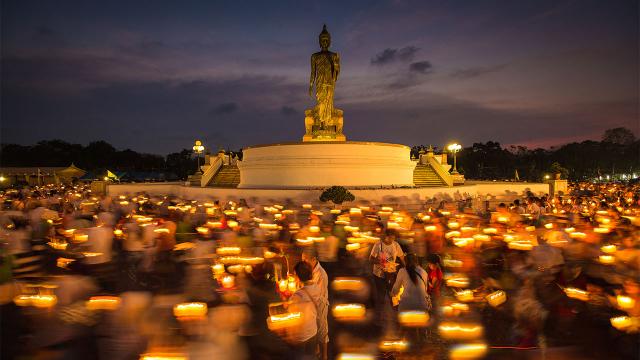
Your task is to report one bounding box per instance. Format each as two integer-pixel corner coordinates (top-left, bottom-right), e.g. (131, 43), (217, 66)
(237, 141), (416, 189)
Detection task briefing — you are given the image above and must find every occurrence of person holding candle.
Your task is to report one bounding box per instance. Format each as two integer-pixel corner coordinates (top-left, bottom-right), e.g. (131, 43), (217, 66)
(391, 253), (431, 312)
(302, 249), (329, 360)
(370, 229), (405, 327)
(288, 261), (321, 359)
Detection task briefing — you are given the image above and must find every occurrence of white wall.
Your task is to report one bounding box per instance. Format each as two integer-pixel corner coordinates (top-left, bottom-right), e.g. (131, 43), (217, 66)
(107, 182), (549, 207)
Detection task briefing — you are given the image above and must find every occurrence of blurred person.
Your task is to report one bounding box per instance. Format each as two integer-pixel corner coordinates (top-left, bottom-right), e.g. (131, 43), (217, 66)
(302, 249), (329, 360)
(370, 229), (405, 327)
(288, 261), (320, 359)
(241, 263), (290, 360)
(391, 253), (431, 312)
(425, 254), (443, 300)
(316, 223), (338, 279)
(513, 199), (526, 214)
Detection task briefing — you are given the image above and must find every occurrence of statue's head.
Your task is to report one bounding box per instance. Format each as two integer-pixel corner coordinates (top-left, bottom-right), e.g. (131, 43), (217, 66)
(319, 24), (331, 50)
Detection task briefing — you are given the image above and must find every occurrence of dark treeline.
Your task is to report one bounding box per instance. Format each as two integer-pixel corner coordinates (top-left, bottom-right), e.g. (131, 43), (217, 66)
(0, 140), (200, 179)
(411, 127), (639, 181)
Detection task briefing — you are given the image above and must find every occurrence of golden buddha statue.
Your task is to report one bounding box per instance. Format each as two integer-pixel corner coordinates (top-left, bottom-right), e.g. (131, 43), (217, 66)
(304, 25), (345, 141)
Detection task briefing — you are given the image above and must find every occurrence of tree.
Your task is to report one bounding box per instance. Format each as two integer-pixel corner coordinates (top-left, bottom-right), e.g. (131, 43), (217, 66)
(549, 162), (569, 179)
(319, 186), (355, 205)
(602, 127), (636, 145)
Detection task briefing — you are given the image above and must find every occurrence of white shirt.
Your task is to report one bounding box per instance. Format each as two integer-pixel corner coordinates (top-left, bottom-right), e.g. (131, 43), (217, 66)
(392, 266), (430, 311)
(312, 262), (329, 305)
(84, 226), (113, 264)
(370, 241), (403, 278)
(290, 283), (320, 343)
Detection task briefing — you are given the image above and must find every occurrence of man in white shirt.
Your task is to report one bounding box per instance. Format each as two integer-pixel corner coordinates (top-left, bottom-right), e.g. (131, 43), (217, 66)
(370, 229), (405, 326)
(302, 250), (329, 360)
(289, 261), (320, 359)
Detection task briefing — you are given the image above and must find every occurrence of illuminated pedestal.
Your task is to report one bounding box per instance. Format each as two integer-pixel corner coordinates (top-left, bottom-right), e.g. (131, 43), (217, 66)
(237, 141), (415, 189)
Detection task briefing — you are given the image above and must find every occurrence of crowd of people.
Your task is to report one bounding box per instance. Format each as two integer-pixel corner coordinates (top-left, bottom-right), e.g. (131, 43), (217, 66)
(0, 181), (638, 359)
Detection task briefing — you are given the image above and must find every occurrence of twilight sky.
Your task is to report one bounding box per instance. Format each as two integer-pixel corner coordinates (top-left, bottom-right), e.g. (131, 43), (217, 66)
(1, 0), (638, 155)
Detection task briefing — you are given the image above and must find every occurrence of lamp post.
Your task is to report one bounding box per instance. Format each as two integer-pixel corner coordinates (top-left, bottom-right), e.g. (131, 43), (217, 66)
(193, 140), (205, 174)
(447, 143), (462, 175)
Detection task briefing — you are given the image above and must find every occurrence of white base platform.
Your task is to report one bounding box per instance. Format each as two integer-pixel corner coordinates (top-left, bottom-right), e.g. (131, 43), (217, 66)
(107, 182), (550, 210)
(237, 141), (416, 189)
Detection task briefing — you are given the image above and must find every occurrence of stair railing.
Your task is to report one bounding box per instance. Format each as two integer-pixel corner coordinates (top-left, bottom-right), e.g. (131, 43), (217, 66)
(200, 155), (224, 187)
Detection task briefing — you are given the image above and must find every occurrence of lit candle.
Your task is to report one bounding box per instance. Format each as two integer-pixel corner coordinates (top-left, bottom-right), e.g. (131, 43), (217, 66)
(482, 227), (498, 234)
(610, 316), (632, 331)
(216, 247), (241, 255)
(278, 279), (287, 292)
(472, 234), (490, 241)
(601, 244), (617, 254)
(346, 243), (361, 251)
(221, 275), (235, 289)
(331, 278), (364, 291)
(453, 237), (473, 247)
(212, 263), (225, 275)
(448, 343), (488, 360)
(508, 240), (534, 251)
(486, 290), (507, 307)
(443, 259), (463, 268)
(173, 302), (208, 319)
(196, 226), (209, 235)
(14, 294), (57, 308)
(267, 312), (302, 330)
(86, 296), (121, 310)
(617, 295), (636, 310)
(287, 276), (297, 292)
(598, 255), (615, 265)
(455, 290), (474, 302)
(378, 340), (409, 352)
(570, 232), (587, 239)
(140, 352), (187, 360)
(446, 275), (470, 288)
(446, 231), (462, 239)
(398, 310), (430, 327)
(564, 287), (589, 301)
(332, 303), (367, 321)
(438, 322), (484, 340)
(336, 353), (374, 360)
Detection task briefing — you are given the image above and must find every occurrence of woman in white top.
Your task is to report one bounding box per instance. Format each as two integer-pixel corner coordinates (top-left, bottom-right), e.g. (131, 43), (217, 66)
(391, 253), (431, 312)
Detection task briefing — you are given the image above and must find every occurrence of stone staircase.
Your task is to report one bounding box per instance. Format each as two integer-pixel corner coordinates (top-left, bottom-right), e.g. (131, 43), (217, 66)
(413, 163), (448, 187)
(211, 165), (240, 187)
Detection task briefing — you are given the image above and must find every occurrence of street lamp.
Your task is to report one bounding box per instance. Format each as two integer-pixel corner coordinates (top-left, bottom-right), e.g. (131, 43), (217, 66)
(447, 143), (462, 174)
(193, 140), (205, 174)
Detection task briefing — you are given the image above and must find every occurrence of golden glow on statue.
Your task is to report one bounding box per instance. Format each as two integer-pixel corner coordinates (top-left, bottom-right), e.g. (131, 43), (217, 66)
(304, 25), (345, 141)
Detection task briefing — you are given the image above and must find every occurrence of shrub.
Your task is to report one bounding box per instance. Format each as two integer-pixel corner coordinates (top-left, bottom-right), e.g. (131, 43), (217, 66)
(319, 186), (355, 205)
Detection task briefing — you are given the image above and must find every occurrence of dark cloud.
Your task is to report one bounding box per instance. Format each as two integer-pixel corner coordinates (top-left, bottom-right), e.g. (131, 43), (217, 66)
(371, 46), (420, 66)
(409, 61), (432, 74)
(35, 26), (54, 37)
(450, 64), (508, 79)
(211, 102), (238, 115)
(281, 106), (297, 116)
